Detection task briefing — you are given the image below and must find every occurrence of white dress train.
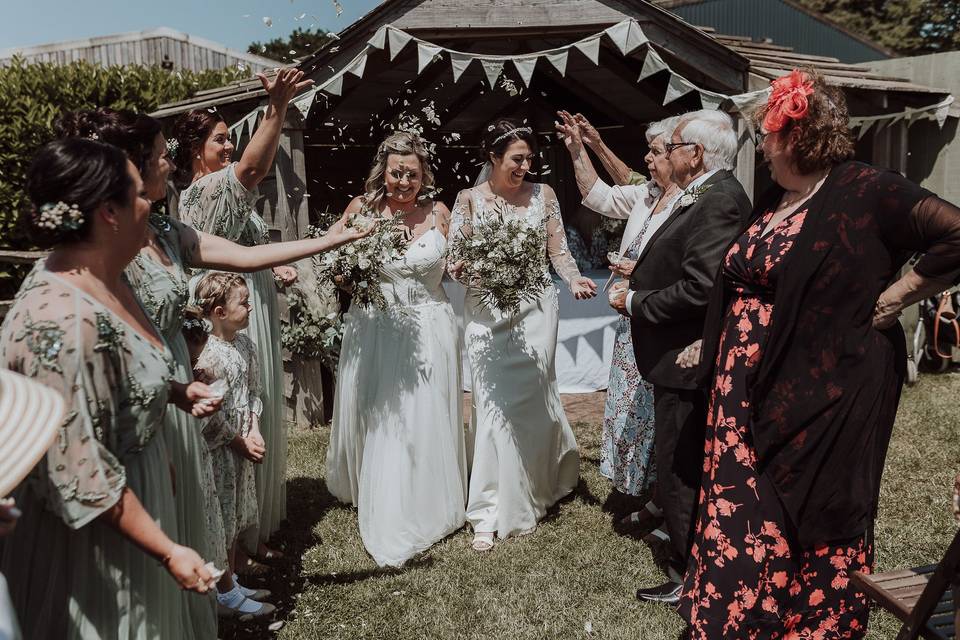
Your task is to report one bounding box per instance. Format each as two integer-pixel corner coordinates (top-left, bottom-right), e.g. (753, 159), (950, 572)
(326, 215), (467, 567)
(451, 183), (582, 539)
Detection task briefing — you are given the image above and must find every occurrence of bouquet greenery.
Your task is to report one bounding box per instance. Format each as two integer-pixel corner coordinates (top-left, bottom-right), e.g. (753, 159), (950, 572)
(449, 211), (551, 314)
(311, 212), (408, 310)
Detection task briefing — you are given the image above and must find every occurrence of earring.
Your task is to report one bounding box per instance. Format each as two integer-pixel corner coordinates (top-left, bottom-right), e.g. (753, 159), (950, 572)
(113, 224), (119, 234)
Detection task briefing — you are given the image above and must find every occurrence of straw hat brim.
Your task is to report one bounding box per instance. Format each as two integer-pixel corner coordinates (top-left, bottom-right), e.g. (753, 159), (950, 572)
(0, 369), (65, 497)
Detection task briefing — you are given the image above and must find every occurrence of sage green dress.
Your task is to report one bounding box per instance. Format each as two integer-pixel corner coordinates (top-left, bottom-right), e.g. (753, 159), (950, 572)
(180, 164), (287, 546)
(0, 270), (191, 639)
(125, 214), (225, 638)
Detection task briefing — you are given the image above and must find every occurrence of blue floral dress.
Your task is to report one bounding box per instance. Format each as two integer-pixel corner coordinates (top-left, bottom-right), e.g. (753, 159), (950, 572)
(600, 229), (656, 495)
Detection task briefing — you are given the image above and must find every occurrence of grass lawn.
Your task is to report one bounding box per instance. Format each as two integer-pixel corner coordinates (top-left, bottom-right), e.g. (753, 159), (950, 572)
(224, 371), (960, 640)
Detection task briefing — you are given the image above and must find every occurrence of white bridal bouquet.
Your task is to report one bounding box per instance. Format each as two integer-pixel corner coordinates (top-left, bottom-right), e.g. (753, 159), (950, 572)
(449, 211), (551, 314)
(312, 212), (408, 310)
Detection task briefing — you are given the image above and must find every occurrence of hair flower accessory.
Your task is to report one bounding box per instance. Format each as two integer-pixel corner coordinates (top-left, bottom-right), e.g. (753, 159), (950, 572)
(166, 138), (179, 159)
(763, 69), (815, 133)
(34, 201), (84, 231)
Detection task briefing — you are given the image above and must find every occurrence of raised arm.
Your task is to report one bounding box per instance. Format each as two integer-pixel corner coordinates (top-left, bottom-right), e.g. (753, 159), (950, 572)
(574, 113), (634, 186)
(235, 68), (314, 191)
(556, 111), (600, 198)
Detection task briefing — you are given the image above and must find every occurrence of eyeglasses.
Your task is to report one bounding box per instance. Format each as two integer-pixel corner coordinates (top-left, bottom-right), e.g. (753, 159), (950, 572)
(754, 130), (769, 146)
(664, 141), (697, 154)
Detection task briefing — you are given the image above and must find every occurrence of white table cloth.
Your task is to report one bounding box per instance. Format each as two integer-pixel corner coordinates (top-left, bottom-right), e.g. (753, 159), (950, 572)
(442, 270), (619, 393)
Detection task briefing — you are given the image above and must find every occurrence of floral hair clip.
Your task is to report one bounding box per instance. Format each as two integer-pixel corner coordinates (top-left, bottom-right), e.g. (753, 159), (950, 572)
(182, 318), (207, 332)
(166, 138), (179, 159)
(34, 201), (84, 231)
(763, 69), (815, 134)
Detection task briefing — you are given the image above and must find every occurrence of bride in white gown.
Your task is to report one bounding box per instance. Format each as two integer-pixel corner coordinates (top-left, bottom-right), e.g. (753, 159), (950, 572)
(325, 132), (467, 567)
(450, 119), (598, 551)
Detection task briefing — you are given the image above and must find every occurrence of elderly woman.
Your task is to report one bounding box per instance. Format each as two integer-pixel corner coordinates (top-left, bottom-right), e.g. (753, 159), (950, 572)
(0, 139), (218, 639)
(677, 70), (960, 638)
(557, 112), (682, 536)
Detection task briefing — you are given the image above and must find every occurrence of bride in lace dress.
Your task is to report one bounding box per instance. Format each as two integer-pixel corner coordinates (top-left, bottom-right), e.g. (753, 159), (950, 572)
(325, 132), (467, 567)
(450, 119), (597, 551)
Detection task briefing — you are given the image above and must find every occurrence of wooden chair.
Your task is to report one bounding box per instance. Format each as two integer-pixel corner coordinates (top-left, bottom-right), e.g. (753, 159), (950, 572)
(851, 528), (960, 640)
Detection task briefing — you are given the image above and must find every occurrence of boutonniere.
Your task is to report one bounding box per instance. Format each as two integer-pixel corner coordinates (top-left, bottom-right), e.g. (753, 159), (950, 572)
(679, 183), (713, 208)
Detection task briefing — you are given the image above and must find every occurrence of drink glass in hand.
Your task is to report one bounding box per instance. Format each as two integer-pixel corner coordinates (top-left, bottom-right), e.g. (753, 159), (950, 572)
(603, 251), (623, 291)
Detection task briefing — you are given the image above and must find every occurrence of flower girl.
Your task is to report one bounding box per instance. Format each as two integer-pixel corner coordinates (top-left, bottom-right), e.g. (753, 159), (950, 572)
(193, 272), (275, 619)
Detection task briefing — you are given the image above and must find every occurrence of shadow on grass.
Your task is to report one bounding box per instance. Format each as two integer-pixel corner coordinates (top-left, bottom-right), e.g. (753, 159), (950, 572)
(221, 474), (338, 639)
(303, 555), (438, 588)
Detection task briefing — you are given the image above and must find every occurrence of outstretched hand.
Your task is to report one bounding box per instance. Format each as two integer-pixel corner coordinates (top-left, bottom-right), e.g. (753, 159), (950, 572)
(555, 110), (584, 156)
(571, 276), (598, 300)
(258, 67), (314, 107)
(573, 113), (601, 147)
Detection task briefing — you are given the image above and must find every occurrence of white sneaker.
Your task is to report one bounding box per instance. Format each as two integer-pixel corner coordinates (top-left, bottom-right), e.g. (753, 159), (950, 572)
(233, 574), (272, 601)
(216, 586), (275, 620)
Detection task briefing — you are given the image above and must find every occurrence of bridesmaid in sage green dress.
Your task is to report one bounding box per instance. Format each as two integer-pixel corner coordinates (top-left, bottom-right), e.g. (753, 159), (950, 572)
(174, 67), (314, 560)
(0, 139), (217, 639)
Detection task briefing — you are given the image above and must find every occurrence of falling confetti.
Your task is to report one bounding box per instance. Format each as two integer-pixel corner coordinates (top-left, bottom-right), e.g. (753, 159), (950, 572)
(262, 16), (273, 27)
(296, 12), (306, 20)
(332, 0), (344, 16)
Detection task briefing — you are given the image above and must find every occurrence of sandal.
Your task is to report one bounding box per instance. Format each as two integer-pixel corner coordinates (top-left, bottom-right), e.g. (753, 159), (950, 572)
(642, 527), (671, 546)
(472, 532), (495, 552)
(614, 500), (664, 535)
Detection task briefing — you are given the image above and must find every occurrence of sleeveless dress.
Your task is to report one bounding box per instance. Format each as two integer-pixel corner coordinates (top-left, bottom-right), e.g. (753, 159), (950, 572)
(0, 270), (191, 639)
(326, 209), (467, 567)
(180, 164), (288, 547)
(125, 215), (222, 638)
(451, 183), (582, 539)
(680, 208), (871, 639)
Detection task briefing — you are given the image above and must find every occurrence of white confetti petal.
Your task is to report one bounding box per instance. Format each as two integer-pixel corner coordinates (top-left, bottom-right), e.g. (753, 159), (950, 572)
(268, 621), (285, 632)
(584, 621), (593, 634)
(262, 16), (273, 27)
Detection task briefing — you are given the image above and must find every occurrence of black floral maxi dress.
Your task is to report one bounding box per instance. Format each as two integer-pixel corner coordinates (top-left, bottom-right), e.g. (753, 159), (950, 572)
(679, 207), (872, 640)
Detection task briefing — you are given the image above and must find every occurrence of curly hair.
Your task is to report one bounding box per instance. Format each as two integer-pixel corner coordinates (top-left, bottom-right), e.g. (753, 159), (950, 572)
(753, 69), (854, 175)
(171, 109), (226, 188)
(480, 117), (538, 161)
(23, 138), (133, 248)
(194, 271), (247, 317)
(54, 108), (161, 180)
(362, 131), (437, 212)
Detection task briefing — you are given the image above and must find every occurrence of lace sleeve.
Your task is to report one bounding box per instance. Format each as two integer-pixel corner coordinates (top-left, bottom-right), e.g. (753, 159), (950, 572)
(543, 185), (583, 286)
(179, 164), (257, 242)
(447, 189), (474, 282)
(0, 279), (126, 529)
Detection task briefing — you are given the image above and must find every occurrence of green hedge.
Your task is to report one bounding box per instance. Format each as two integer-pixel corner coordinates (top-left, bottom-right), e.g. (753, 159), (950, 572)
(0, 57), (250, 296)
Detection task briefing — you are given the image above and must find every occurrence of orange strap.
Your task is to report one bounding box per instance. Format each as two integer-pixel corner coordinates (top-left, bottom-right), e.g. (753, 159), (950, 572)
(933, 292), (960, 360)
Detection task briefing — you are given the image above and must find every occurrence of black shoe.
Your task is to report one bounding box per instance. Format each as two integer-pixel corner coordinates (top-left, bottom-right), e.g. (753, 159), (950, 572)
(636, 581), (682, 605)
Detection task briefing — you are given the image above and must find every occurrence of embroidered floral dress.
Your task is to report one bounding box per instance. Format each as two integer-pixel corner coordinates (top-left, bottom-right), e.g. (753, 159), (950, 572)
(125, 214), (223, 638)
(0, 271), (191, 639)
(680, 208), (871, 639)
(181, 164), (287, 546)
(196, 333), (261, 545)
(600, 227), (656, 495)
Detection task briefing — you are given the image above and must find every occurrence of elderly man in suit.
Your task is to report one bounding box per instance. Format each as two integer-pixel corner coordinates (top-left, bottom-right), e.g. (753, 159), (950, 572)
(608, 109), (752, 605)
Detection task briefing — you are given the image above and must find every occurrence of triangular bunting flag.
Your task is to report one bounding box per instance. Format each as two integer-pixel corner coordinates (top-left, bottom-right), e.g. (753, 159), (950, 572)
(857, 119), (874, 140)
(574, 35), (601, 65)
(663, 73), (696, 105)
(322, 74), (344, 97)
(638, 48), (666, 81)
(700, 92), (725, 111)
(450, 53), (472, 82)
(388, 28), (413, 61)
(935, 97), (953, 128)
(480, 59), (504, 88)
(245, 111), (259, 140)
(417, 42), (443, 74)
(545, 50), (568, 76)
(605, 20), (648, 56)
(292, 88), (316, 118)
(512, 57), (537, 88)
(729, 88), (770, 113)
(346, 50), (368, 78)
(368, 26), (387, 50)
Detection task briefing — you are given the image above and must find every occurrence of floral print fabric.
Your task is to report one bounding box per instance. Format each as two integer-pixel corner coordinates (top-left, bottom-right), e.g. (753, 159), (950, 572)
(680, 208), (872, 639)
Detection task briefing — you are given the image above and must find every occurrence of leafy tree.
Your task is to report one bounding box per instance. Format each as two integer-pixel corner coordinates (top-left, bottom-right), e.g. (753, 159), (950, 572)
(797, 0), (960, 55)
(248, 28), (334, 64)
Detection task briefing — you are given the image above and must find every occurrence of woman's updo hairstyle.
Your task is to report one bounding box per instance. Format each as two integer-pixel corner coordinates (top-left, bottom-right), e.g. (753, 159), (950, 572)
(54, 108), (161, 178)
(171, 108), (226, 187)
(481, 118), (538, 161)
(23, 138), (133, 248)
(362, 131), (437, 211)
(753, 69), (854, 175)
